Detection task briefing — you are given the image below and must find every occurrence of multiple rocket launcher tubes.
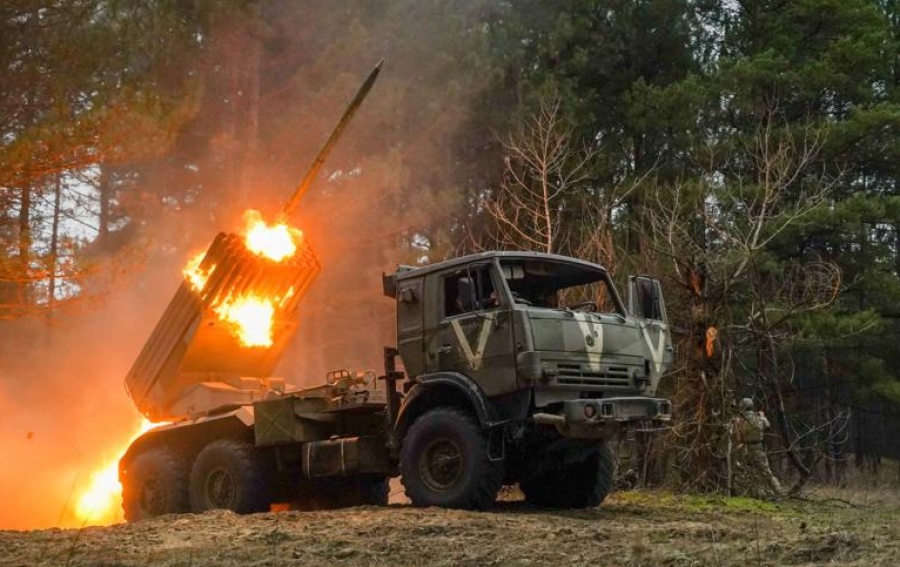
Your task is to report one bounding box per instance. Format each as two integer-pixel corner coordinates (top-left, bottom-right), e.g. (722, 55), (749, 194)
(124, 61), (384, 422)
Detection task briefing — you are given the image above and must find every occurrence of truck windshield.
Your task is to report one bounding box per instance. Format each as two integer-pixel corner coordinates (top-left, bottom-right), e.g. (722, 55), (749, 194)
(499, 259), (623, 315)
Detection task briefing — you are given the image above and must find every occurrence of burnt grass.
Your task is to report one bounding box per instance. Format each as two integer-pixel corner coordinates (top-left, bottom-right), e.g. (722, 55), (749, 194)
(1, 488), (898, 567)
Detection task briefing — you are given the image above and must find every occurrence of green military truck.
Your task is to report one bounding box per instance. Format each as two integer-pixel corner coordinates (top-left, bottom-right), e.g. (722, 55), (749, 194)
(119, 247), (673, 519)
(117, 62), (672, 519)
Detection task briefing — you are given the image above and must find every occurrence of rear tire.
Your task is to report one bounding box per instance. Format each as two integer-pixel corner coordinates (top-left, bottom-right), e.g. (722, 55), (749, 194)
(521, 443), (616, 508)
(400, 407), (502, 510)
(189, 439), (270, 514)
(121, 447), (189, 522)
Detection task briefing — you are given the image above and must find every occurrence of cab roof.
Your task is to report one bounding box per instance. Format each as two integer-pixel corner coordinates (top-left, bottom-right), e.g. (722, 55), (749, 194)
(391, 251), (608, 281)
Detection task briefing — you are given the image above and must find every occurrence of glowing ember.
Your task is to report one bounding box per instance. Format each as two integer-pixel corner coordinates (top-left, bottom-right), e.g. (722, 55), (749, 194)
(243, 209), (301, 262)
(279, 286), (297, 308)
(214, 295), (275, 347)
(183, 251), (212, 292)
(74, 419), (159, 525)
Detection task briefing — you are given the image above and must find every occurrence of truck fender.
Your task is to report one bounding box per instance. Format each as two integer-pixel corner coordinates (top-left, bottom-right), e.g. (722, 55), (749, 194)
(394, 371), (502, 440)
(120, 407), (255, 471)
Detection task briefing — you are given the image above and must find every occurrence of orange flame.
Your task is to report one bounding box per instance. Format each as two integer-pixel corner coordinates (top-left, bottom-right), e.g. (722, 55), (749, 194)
(213, 295), (276, 348)
(74, 419), (160, 525)
(181, 210), (300, 348)
(183, 251), (212, 292)
(243, 209), (302, 262)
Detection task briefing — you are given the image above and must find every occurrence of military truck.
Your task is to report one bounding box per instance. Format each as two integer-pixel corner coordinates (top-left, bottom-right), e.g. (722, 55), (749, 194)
(119, 248), (673, 519)
(117, 62), (673, 519)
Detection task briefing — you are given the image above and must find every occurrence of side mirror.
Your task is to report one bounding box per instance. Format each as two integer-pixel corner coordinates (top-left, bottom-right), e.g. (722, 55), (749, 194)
(382, 273), (397, 298)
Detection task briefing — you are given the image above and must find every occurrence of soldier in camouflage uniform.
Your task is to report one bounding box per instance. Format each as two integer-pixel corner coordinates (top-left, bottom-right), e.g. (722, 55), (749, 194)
(734, 398), (784, 496)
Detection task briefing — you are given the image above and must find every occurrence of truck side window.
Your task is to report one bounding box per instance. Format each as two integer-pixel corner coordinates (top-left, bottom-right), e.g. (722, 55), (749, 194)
(444, 274), (469, 316)
(595, 281), (619, 314)
(443, 266), (497, 317)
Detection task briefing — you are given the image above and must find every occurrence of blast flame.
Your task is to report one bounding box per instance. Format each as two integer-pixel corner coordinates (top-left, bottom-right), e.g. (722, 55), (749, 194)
(73, 215), (300, 524)
(183, 251), (212, 292)
(243, 209), (302, 262)
(74, 419), (159, 525)
(213, 295), (276, 348)
(74, 463), (120, 522)
(180, 210), (301, 347)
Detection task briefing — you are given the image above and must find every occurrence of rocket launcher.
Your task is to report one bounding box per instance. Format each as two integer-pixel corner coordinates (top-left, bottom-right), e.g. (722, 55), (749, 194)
(125, 62), (382, 422)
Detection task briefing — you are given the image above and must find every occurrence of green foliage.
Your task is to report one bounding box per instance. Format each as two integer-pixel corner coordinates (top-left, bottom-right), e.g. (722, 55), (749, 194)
(0, 2), (202, 316)
(4, 0), (900, 476)
(476, 0), (900, 482)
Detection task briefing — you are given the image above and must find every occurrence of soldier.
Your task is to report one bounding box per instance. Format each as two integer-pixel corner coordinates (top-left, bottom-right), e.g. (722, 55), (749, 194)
(733, 397), (784, 496)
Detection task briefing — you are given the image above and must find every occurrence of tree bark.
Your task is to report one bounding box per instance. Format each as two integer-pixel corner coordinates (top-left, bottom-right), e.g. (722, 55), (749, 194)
(16, 183), (31, 312)
(97, 165), (111, 249)
(47, 173), (62, 310)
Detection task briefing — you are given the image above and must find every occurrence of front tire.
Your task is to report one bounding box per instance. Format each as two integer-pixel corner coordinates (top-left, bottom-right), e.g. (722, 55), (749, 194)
(189, 439), (270, 514)
(521, 443), (616, 508)
(400, 407), (502, 510)
(121, 447), (189, 522)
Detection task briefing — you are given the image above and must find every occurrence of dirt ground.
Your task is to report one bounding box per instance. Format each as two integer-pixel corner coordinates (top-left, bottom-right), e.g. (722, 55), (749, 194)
(2, 486), (898, 567)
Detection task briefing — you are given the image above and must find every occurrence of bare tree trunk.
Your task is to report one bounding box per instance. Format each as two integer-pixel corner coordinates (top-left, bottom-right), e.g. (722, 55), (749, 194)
(773, 381), (811, 493)
(47, 173), (62, 310)
(482, 97), (598, 253)
(726, 425), (734, 496)
(16, 183), (31, 312)
(97, 165), (111, 249)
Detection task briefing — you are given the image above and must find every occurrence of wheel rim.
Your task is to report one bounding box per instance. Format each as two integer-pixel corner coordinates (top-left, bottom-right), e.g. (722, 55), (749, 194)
(205, 467), (236, 508)
(419, 438), (464, 492)
(139, 479), (165, 516)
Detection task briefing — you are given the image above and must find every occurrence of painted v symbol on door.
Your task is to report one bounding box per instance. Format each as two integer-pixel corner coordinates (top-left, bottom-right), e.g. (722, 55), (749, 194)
(450, 313), (496, 371)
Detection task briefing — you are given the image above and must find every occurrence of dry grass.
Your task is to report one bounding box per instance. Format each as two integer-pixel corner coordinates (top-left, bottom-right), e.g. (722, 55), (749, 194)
(2, 483), (899, 567)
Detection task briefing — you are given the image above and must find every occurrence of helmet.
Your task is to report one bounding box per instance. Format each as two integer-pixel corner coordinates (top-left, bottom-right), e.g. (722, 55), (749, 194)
(739, 398), (754, 411)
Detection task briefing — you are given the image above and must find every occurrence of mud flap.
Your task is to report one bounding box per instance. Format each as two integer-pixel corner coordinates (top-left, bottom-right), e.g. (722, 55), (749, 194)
(487, 425), (505, 462)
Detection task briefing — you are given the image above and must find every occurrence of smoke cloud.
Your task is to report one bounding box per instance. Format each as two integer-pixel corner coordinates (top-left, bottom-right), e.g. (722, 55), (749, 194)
(0, 0), (494, 529)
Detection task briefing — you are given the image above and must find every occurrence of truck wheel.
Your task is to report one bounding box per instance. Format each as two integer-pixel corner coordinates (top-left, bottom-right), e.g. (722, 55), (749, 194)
(400, 407), (502, 509)
(121, 448), (189, 521)
(189, 439), (270, 514)
(521, 443), (616, 508)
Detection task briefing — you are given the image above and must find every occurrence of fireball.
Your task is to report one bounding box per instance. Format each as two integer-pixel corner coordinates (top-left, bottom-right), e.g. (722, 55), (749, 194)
(74, 419), (159, 525)
(243, 209), (302, 262)
(213, 295), (276, 348)
(74, 463), (120, 522)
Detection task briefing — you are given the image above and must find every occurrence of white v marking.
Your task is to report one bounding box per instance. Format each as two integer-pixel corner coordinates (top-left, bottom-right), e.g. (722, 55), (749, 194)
(450, 314), (495, 371)
(641, 324), (668, 375)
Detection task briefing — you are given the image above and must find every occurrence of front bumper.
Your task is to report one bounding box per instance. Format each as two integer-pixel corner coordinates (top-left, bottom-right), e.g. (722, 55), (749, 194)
(533, 396), (671, 439)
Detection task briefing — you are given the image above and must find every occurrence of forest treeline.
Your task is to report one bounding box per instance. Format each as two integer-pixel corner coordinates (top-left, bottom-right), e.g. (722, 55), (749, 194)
(2, 0), (900, 491)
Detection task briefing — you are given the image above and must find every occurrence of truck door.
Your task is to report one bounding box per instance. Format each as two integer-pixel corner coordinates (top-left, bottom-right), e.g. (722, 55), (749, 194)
(628, 276), (674, 389)
(395, 276), (425, 377)
(424, 263), (517, 397)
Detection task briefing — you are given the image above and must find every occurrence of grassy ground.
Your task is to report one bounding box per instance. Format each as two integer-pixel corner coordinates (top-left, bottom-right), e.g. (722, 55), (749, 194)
(2, 485), (898, 567)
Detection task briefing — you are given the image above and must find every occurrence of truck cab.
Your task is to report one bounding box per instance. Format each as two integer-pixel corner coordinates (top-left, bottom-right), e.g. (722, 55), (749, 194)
(385, 251), (672, 508)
